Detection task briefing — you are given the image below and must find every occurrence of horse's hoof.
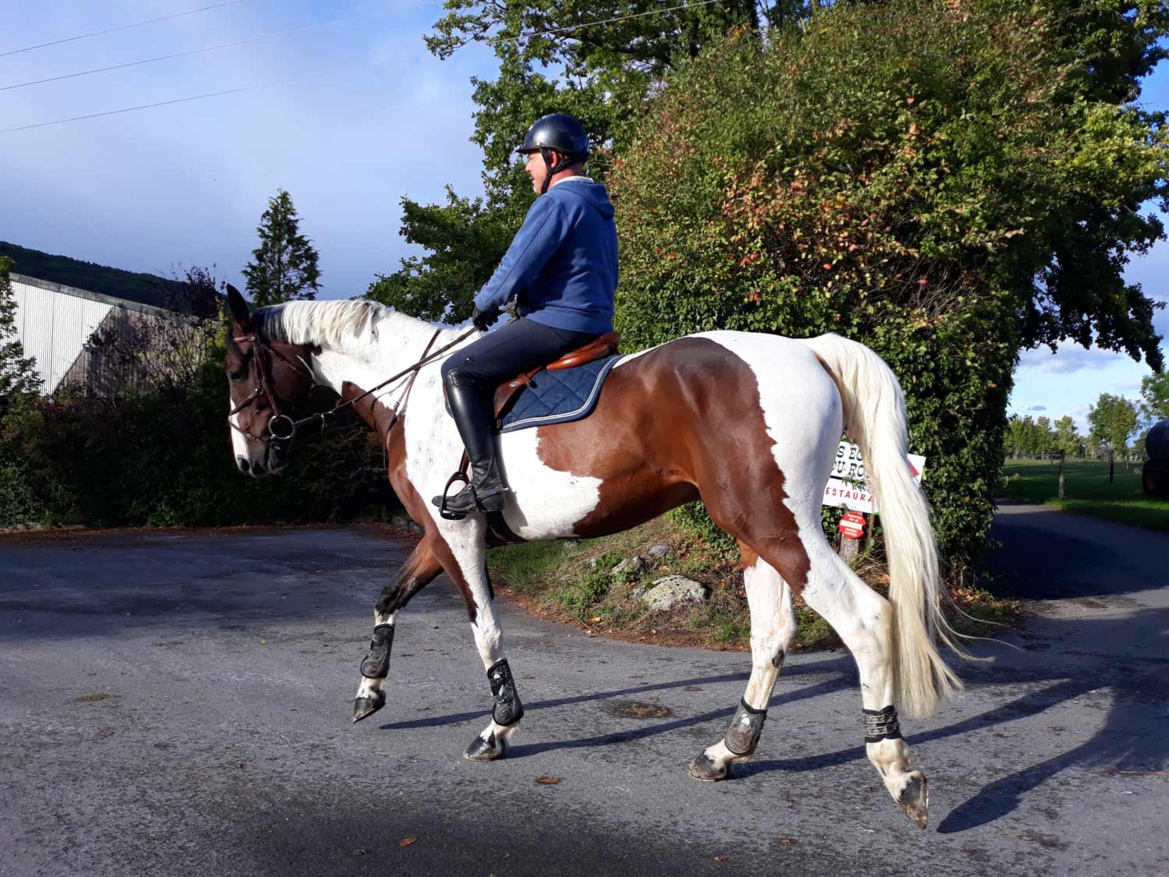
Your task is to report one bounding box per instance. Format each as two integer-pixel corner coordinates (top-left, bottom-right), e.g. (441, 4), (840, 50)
(352, 690), (386, 723)
(464, 733), (505, 761)
(896, 772), (929, 830)
(688, 752), (728, 782)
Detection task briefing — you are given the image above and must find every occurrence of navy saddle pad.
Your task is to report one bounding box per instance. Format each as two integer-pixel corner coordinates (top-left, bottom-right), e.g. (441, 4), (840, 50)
(499, 354), (623, 433)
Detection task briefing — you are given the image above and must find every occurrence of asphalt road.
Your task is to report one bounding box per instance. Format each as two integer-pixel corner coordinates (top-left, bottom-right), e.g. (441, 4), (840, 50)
(1, 510), (1167, 877)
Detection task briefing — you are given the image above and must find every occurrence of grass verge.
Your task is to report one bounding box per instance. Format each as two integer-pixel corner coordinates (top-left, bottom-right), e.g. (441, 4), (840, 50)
(488, 516), (1017, 652)
(998, 459), (1169, 531)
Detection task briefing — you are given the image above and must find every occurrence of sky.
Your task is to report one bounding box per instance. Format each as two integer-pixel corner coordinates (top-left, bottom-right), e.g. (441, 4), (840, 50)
(1, 0), (1166, 432)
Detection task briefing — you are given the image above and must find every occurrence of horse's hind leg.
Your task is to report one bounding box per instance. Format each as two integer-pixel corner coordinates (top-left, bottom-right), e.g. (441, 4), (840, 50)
(796, 538), (930, 829)
(689, 544), (796, 781)
(353, 539), (444, 722)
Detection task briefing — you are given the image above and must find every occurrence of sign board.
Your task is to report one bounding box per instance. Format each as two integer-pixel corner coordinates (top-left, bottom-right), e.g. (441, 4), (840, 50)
(822, 441), (926, 514)
(838, 511), (867, 540)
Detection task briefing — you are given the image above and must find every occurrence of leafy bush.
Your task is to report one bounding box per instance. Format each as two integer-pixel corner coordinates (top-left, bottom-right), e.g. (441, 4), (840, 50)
(0, 341), (397, 529)
(611, 0), (1167, 567)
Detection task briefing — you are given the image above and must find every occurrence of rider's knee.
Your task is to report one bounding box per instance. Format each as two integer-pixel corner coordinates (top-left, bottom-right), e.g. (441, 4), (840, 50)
(442, 359), (469, 387)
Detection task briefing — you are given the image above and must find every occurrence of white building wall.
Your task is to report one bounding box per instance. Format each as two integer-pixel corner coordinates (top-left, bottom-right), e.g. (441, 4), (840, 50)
(11, 277), (113, 393)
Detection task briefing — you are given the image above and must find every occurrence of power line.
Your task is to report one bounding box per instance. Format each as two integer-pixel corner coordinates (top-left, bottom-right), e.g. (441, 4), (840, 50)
(0, 1), (246, 59)
(1, 0), (447, 92)
(3, 21), (345, 92)
(0, 0), (737, 135)
(0, 83), (275, 134)
(488, 0), (732, 45)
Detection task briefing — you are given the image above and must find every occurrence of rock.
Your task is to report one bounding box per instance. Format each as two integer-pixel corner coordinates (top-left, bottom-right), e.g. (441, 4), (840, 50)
(638, 576), (707, 611)
(646, 544), (674, 561)
(611, 556), (646, 577)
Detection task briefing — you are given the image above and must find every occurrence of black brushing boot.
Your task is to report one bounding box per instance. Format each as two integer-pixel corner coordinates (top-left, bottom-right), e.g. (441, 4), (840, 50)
(432, 372), (510, 518)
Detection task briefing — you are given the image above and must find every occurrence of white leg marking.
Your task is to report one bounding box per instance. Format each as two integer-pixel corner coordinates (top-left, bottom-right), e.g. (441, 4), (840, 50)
(697, 557), (796, 777)
(801, 539), (925, 809)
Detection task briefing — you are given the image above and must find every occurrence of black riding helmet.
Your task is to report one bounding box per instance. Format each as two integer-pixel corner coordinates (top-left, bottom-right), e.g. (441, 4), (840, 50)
(516, 113), (590, 194)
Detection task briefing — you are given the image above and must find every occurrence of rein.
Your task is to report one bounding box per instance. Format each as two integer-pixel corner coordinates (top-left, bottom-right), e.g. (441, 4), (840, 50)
(228, 326), (477, 446)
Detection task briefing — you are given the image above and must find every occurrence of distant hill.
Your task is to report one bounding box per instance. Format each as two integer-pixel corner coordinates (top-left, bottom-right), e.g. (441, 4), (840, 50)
(0, 242), (212, 315)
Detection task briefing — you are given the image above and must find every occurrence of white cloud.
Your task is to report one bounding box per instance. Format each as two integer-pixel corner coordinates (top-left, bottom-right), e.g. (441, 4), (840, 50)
(1017, 341), (1129, 374)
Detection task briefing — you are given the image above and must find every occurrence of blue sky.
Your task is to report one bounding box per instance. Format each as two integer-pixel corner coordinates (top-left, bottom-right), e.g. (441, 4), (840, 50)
(1, 1), (1166, 431)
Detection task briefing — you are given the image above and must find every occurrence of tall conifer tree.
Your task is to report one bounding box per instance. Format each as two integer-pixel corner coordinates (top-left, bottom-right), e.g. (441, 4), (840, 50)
(242, 190), (321, 306)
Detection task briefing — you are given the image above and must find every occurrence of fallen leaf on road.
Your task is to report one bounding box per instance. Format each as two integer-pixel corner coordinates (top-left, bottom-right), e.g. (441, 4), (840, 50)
(399, 836), (418, 847)
(714, 855), (729, 862)
(589, 617), (602, 623)
(778, 839), (794, 845)
(535, 776), (561, 785)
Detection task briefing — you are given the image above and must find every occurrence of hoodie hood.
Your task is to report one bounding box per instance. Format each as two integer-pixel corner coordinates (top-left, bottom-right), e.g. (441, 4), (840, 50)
(551, 177), (615, 221)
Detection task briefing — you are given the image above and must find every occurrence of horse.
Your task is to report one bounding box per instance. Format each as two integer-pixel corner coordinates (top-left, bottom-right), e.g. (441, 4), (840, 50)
(223, 285), (961, 829)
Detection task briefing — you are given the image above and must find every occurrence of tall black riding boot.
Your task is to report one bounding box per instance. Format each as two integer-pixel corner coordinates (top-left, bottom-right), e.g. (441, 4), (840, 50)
(432, 373), (509, 517)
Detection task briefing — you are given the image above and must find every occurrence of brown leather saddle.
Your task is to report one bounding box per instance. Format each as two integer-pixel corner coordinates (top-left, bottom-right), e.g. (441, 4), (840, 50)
(490, 330), (621, 422)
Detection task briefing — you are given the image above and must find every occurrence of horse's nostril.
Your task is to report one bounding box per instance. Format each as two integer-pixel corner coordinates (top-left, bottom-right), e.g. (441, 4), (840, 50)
(236, 457), (250, 474)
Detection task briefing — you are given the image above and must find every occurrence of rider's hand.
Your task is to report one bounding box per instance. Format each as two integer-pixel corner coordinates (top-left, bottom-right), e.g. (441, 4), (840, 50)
(471, 306), (498, 332)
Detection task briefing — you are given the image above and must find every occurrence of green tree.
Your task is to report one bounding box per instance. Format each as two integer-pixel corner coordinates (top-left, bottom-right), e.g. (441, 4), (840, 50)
(1053, 415), (1081, 458)
(368, 188), (514, 324)
(0, 256), (40, 406)
(1088, 393), (1140, 454)
(610, 0), (1167, 563)
(242, 190), (321, 307)
(0, 256), (44, 526)
(1139, 372), (1169, 422)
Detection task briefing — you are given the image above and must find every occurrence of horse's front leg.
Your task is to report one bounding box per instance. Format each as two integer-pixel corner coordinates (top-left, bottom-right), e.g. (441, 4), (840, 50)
(462, 575), (524, 762)
(353, 539), (444, 722)
(433, 526), (524, 761)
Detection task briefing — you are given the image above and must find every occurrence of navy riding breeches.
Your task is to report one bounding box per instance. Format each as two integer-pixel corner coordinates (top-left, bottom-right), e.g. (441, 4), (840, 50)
(441, 318), (597, 391)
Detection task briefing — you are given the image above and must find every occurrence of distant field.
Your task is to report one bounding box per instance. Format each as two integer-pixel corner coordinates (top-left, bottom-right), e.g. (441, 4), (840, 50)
(998, 459), (1169, 531)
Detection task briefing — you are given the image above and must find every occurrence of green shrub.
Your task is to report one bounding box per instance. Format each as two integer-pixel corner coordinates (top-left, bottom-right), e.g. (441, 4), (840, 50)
(611, 0), (1167, 568)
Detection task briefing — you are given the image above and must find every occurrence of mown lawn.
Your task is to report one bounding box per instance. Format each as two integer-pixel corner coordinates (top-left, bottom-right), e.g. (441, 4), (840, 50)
(998, 459), (1169, 531)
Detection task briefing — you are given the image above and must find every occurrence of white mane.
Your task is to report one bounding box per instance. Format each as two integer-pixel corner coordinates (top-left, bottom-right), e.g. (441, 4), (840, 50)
(254, 299), (387, 350)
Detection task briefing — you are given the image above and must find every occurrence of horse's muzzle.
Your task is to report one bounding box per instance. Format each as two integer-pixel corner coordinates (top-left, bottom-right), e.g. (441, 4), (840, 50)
(236, 456), (268, 477)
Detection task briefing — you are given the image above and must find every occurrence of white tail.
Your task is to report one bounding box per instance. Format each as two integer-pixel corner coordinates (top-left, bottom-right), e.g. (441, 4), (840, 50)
(802, 333), (963, 717)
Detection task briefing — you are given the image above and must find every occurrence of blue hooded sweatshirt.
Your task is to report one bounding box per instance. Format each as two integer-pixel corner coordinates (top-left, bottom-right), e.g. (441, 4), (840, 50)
(474, 177), (618, 336)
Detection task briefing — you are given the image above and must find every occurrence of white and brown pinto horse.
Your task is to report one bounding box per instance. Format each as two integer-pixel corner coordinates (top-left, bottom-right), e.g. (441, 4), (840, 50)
(224, 288), (960, 828)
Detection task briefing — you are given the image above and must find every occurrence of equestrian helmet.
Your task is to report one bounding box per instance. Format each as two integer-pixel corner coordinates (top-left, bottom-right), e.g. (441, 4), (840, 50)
(516, 113), (590, 160)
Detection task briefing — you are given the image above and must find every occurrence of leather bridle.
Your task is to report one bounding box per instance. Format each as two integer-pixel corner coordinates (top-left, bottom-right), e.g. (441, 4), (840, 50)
(227, 326), (477, 451)
(227, 333), (315, 446)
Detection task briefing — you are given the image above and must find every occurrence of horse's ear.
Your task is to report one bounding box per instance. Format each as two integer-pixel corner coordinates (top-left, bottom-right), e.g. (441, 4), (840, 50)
(226, 284), (249, 328)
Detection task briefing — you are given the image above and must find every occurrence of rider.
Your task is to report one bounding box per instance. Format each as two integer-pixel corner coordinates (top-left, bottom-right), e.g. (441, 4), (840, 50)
(432, 113), (619, 517)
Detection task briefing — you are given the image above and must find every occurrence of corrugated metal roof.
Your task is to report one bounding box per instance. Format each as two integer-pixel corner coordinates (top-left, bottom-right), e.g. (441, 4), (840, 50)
(11, 273), (184, 318)
(9, 274), (197, 396)
(13, 279), (112, 393)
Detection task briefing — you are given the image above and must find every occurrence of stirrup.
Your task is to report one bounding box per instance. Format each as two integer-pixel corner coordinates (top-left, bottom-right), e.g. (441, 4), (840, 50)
(435, 470), (472, 520)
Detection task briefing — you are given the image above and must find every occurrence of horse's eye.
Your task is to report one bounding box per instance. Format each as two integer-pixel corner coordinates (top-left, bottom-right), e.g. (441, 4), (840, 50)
(229, 367), (247, 382)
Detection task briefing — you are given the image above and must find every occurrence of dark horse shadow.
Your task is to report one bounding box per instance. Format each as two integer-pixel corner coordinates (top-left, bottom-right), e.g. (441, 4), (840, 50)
(738, 610), (1169, 832)
(384, 608), (1169, 834)
(378, 656), (854, 737)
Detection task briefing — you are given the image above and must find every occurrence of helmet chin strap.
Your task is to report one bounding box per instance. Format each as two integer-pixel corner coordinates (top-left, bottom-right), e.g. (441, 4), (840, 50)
(539, 147), (574, 195)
